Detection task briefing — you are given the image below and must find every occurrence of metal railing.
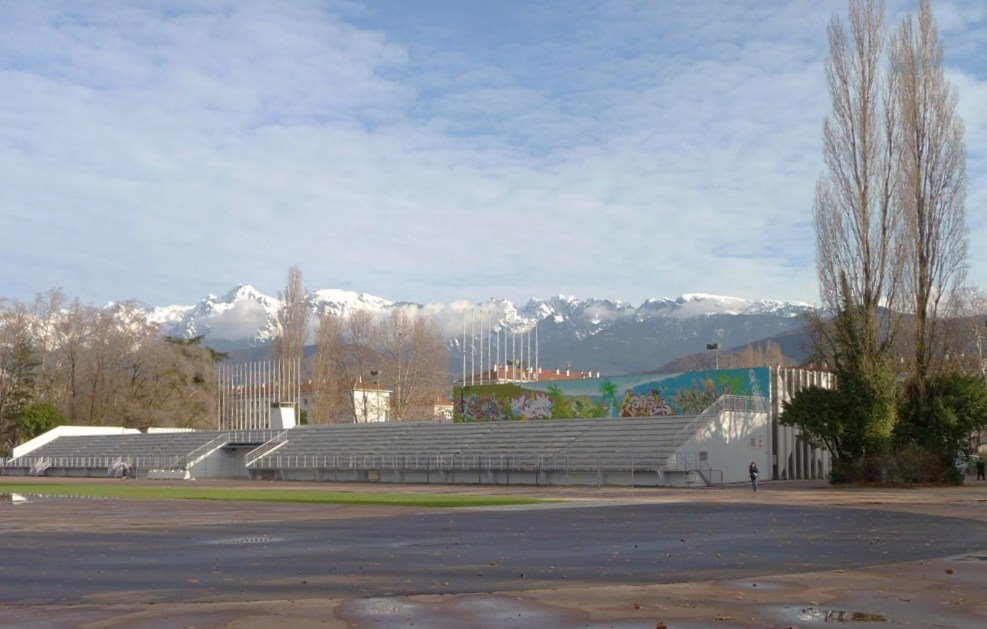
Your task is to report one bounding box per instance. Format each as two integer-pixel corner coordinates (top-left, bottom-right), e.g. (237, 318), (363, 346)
(29, 458), (51, 476)
(244, 431), (289, 467)
(667, 451), (723, 486)
(670, 395), (768, 451)
(226, 429), (279, 445)
(8, 455), (183, 475)
(107, 456), (130, 477)
(167, 434), (230, 470)
(247, 451), (664, 474)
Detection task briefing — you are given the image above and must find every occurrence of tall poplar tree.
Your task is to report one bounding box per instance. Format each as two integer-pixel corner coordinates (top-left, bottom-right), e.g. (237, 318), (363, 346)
(890, 0), (968, 391)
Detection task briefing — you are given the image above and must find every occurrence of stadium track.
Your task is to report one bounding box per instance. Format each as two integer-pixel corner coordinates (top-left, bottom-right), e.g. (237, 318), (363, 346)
(2, 477), (986, 627)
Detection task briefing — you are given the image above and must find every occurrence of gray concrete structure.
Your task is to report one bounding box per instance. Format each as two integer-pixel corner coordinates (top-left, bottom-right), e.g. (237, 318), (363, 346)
(3, 377), (833, 486)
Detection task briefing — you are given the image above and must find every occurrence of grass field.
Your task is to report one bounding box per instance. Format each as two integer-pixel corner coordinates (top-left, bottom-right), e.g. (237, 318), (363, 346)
(0, 482), (546, 508)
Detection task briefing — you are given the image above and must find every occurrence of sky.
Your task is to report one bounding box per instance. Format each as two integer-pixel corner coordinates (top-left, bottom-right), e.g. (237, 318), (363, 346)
(1, 0), (985, 309)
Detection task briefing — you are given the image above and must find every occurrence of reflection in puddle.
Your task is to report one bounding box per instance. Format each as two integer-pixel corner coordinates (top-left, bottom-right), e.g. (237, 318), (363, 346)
(207, 535), (281, 545)
(800, 607), (888, 623)
(339, 595), (648, 628)
(0, 492), (116, 503)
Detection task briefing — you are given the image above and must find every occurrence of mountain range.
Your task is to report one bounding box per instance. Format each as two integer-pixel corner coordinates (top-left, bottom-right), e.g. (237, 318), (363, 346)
(140, 284), (819, 375)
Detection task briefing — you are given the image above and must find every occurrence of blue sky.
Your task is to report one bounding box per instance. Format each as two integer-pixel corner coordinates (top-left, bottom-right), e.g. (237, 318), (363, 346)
(1, 0), (985, 307)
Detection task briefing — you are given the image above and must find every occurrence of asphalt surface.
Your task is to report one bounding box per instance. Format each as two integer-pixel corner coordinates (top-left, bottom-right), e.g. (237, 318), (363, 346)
(2, 499), (985, 605)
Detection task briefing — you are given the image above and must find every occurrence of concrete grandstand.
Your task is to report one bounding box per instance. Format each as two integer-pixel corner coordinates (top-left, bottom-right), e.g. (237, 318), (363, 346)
(2, 367), (833, 486)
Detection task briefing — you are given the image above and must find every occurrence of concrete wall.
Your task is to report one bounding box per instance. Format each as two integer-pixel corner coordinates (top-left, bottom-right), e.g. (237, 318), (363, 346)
(675, 408), (771, 484)
(192, 448), (251, 479)
(770, 368), (834, 480)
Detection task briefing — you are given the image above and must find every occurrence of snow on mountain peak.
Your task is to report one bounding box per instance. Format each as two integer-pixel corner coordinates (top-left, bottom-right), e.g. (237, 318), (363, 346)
(311, 289), (391, 310)
(222, 283), (268, 302)
(673, 293), (748, 317)
(143, 285), (817, 348)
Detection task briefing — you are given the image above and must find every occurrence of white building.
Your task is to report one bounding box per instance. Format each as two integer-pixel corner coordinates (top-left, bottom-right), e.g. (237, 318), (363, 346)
(297, 380), (393, 423)
(353, 384), (391, 423)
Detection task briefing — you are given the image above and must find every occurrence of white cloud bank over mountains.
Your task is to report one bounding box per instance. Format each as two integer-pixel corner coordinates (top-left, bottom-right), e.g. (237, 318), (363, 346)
(144, 284), (816, 347)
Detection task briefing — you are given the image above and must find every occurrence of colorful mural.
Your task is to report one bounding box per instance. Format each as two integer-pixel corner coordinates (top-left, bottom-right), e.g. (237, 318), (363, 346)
(454, 367), (769, 421)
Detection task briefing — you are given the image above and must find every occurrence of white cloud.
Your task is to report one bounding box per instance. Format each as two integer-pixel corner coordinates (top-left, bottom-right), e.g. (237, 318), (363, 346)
(1, 0), (984, 310)
(204, 300), (272, 341)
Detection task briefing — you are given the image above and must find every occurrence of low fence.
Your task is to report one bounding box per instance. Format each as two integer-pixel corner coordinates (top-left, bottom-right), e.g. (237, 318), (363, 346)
(667, 451), (723, 486)
(249, 451), (671, 487)
(226, 429), (280, 444)
(249, 451), (664, 473)
(4, 455), (179, 475)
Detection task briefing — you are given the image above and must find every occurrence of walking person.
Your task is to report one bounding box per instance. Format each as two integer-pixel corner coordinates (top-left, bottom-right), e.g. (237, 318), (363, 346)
(977, 457), (985, 481)
(749, 461), (759, 492)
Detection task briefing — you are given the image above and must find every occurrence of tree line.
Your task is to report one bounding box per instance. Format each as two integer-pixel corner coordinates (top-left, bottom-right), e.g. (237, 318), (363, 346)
(783, 0), (987, 483)
(1, 272), (452, 454)
(1, 269), (455, 454)
(272, 266), (449, 424)
(0, 290), (221, 455)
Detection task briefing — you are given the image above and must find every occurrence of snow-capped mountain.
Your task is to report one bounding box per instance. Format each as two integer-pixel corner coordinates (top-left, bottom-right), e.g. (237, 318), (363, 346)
(145, 284), (392, 349)
(143, 286), (818, 373)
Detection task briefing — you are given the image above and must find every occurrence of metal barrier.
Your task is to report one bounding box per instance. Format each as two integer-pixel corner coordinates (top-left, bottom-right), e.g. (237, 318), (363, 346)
(29, 458), (51, 476)
(8, 455), (183, 476)
(249, 451), (662, 474)
(244, 431), (289, 467)
(227, 429), (279, 445)
(670, 394), (768, 451)
(107, 456), (130, 477)
(668, 451), (723, 486)
(166, 434), (230, 470)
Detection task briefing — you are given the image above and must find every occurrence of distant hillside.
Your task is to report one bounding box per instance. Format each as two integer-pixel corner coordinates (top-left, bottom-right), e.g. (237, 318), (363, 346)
(654, 324), (815, 373)
(139, 286), (820, 375)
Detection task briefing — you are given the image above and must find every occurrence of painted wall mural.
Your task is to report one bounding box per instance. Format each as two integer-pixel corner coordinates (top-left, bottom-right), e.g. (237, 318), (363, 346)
(454, 367), (769, 421)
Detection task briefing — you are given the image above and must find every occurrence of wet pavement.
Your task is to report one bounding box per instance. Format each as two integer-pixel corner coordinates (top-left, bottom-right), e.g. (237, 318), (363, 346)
(2, 480), (987, 627)
(1, 500), (984, 605)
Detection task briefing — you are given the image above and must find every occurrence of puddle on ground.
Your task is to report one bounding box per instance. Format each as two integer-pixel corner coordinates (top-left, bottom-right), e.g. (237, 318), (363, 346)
(206, 535), (281, 545)
(725, 579), (788, 591)
(0, 492), (115, 503)
(798, 607), (887, 623)
(338, 594), (654, 628)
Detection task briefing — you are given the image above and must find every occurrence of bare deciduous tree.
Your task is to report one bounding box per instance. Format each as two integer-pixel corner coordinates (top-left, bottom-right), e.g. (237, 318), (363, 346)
(814, 0), (901, 371)
(1, 292), (220, 447)
(311, 308), (449, 423)
(890, 0), (968, 386)
(312, 310), (377, 423)
(378, 309), (448, 420)
(272, 266), (309, 388)
(804, 0), (969, 468)
(938, 286), (987, 380)
(723, 341), (786, 369)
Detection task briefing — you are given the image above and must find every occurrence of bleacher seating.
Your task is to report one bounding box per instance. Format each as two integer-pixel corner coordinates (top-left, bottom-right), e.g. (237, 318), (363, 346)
(247, 415), (699, 485)
(3, 431), (228, 476)
(1, 403), (732, 486)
